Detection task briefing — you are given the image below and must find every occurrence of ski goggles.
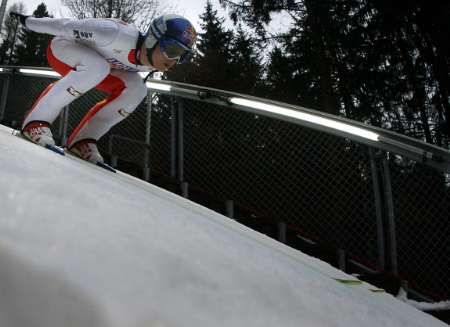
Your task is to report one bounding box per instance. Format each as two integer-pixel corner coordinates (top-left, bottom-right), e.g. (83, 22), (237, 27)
(158, 37), (193, 64)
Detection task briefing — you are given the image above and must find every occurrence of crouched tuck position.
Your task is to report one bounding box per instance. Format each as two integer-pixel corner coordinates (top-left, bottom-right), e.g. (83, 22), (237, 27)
(10, 12), (197, 163)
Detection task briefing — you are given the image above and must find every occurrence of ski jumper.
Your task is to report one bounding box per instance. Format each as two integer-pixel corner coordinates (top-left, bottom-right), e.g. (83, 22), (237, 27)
(22, 17), (151, 148)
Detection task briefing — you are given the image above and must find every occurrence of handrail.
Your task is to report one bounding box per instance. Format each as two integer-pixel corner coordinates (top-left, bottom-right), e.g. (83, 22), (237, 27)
(2, 65), (449, 173)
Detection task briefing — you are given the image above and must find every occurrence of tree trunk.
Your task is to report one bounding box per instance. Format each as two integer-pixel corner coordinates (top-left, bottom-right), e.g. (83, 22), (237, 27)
(303, 0), (339, 115)
(396, 28), (432, 143)
(415, 14), (450, 139)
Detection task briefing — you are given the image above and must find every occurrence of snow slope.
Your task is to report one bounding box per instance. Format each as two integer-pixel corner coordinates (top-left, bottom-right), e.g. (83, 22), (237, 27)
(0, 124), (446, 327)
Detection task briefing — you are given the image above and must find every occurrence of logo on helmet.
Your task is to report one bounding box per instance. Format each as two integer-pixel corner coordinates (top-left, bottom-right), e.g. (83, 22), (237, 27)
(182, 26), (197, 47)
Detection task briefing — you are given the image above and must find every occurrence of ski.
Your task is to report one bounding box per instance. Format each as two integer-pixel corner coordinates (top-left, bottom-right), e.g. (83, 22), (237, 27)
(14, 130), (65, 156)
(45, 143), (65, 156)
(65, 150), (117, 173)
(96, 161), (117, 173)
(14, 129), (116, 173)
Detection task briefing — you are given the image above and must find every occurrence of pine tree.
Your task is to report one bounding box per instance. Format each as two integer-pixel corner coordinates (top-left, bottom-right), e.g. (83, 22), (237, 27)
(228, 24), (263, 94)
(14, 3), (52, 67)
(265, 46), (298, 104)
(220, 0), (450, 145)
(0, 3), (25, 65)
(189, 1), (234, 89)
(221, 0), (341, 114)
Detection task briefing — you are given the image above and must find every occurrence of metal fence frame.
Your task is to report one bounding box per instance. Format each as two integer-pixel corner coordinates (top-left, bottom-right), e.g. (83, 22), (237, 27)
(1, 66), (449, 303)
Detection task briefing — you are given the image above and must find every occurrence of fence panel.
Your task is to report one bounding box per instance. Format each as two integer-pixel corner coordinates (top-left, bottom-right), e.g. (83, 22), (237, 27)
(182, 98), (380, 264)
(388, 161), (450, 299)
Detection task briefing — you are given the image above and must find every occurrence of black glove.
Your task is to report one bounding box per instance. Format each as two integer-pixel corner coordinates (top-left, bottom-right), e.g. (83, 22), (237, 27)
(9, 12), (29, 25)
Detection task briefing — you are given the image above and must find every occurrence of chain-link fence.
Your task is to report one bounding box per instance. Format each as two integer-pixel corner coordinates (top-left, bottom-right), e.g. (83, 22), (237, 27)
(388, 160), (450, 299)
(1, 68), (449, 302)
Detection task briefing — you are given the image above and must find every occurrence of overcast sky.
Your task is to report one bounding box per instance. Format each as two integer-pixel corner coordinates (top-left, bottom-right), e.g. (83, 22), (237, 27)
(7, 0), (290, 34)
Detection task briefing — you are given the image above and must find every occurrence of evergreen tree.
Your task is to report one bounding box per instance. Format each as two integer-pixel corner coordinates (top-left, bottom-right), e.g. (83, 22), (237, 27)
(221, 0), (341, 114)
(167, 2), (230, 87)
(228, 24), (264, 95)
(0, 3), (25, 65)
(14, 3), (52, 67)
(169, 1), (264, 96)
(194, 1), (233, 89)
(221, 0), (450, 145)
(265, 46), (298, 104)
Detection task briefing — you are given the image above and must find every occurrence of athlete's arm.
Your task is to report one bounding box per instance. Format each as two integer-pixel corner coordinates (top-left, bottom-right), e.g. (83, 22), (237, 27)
(25, 17), (119, 47)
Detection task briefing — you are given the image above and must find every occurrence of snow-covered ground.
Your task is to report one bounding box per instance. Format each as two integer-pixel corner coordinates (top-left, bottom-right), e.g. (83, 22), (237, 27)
(0, 124), (446, 327)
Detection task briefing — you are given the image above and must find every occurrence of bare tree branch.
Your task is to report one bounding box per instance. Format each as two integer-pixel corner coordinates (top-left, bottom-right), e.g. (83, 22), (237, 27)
(61, 0), (170, 29)
(219, 0), (252, 9)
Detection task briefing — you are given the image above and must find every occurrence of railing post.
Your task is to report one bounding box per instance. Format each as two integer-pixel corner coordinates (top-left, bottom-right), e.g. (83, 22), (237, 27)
(181, 182), (189, 198)
(170, 97), (177, 179)
(111, 155), (118, 168)
(177, 99), (184, 183)
(225, 200), (235, 219)
(337, 249), (347, 272)
(143, 90), (152, 182)
(59, 105), (69, 147)
(168, 96), (186, 195)
(0, 74), (10, 122)
(58, 108), (64, 143)
(382, 154), (398, 275)
(369, 148), (386, 270)
(277, 222), (287, 244)
(108, 134), (115, 166)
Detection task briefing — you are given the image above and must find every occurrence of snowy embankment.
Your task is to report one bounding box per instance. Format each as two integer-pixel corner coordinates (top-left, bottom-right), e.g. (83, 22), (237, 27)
(0, 124), (446, 327)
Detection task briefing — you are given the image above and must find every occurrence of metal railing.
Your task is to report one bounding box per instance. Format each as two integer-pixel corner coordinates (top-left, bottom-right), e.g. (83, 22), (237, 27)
(1, 66), (449, 302)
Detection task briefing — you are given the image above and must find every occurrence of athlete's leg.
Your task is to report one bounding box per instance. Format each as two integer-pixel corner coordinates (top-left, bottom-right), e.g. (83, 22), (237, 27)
(22, 37), (111, 129)
(67, 70), (148, 148)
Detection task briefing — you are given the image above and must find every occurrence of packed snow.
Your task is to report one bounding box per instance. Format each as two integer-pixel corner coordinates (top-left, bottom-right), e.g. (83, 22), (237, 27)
(0, 124), (446, 327)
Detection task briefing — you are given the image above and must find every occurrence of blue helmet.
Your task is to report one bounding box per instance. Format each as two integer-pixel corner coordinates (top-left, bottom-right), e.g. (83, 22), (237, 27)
(145, 14), (197, 64)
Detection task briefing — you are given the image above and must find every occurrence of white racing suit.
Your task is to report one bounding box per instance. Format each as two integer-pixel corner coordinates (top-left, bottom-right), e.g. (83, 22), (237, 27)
(22, 17), (153, 148)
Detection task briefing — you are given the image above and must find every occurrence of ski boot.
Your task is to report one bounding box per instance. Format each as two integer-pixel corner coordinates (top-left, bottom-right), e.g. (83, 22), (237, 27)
(68, 139), (104, 164)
